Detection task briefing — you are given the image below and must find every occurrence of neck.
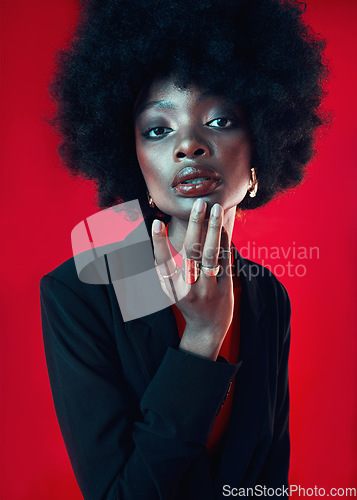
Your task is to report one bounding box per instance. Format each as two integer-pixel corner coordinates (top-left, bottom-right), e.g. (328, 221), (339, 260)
(167, 205), (237, 255)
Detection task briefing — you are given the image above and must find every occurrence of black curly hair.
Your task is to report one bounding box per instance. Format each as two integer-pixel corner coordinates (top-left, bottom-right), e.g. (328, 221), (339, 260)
(49, 0), (329, 219)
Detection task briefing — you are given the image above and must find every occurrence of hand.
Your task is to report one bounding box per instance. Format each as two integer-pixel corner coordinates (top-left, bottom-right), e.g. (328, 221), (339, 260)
(152, 199), (234, 360)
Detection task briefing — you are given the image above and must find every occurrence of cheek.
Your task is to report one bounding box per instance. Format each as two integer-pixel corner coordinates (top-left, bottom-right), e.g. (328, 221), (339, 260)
(135, 128), (151, 178)
(223, 139), (252, 175)
(135, 142), (169, 197)
(135, 132), (172, 183)
(135, 148), (150, 179)
(135, 139), (157, 182)
(222, 139), (252, 202)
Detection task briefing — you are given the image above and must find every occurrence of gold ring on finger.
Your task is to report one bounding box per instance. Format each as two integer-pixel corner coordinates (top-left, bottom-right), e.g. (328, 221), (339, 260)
(182, 258), (200, 284)
(201, 264), (221, 277)
(161, 265), (178, 279)
(155, 261), (178, 280)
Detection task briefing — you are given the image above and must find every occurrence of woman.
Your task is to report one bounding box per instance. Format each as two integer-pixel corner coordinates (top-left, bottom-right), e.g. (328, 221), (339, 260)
(40, 0), (328, 498)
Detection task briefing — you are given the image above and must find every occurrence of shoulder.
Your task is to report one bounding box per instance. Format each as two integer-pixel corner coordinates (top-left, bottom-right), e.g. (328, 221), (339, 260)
(39, 255), (122, 363)
(39, 255), (111, 315)
(235, 247), (288, 294)
(233, 247), (291, 326)
(41, 255), (78, 287)
(40, 256), (84, 297)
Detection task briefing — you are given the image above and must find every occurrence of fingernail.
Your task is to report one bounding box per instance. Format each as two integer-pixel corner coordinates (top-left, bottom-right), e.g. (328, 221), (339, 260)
(153, 219), (162, 234)
(194, 198), (205, 213)
(212, 204), (222, 218)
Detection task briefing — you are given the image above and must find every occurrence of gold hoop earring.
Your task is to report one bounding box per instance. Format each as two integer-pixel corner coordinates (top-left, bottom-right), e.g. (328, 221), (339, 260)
(248, 168), (258, 198)
(147, 191), (155, 208)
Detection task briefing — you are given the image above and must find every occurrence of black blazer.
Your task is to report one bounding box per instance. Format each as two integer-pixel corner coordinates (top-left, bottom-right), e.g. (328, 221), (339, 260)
(40, 247), (291, 500)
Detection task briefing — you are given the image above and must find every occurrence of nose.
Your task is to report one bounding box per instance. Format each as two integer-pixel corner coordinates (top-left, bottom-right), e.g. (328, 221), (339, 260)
(174, 128), (211, 160)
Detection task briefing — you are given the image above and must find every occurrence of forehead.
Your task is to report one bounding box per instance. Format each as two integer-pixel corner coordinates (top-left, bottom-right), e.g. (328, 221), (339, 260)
(134, 75), (233, 117)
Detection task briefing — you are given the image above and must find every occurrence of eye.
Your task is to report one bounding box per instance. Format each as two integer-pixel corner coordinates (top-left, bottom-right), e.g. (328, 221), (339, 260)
(207, 118), (235, 129)
(142, 126), (173, 139)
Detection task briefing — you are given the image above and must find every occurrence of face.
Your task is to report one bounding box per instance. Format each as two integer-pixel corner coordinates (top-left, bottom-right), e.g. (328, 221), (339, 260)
(134, 75), (252, 219)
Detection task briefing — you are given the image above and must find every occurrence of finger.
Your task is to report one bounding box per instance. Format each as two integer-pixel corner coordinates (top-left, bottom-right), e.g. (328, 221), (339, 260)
(201, 203), (223, 269)
(217, 226), (232, 281)
(152, 219), (181, 302)
(183, 198), (207, 260)
(152, 220), (177, 277)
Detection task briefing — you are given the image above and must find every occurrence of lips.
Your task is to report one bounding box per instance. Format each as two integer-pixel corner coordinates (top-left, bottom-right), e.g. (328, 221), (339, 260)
(172, 165), (222, 197)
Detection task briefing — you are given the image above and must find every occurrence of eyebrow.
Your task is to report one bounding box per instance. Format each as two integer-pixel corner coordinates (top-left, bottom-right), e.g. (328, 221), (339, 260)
(135, 100), (176, 117)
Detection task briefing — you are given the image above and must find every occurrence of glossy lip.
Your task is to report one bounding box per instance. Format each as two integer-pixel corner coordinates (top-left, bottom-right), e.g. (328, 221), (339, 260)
(171, 165), (221, 188)
(173, 178), (222, 197)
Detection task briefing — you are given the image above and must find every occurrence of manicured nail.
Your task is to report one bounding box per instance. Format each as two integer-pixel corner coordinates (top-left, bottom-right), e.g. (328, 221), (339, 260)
(153, 219), (162, 234)
(194, 198), (205, 213)
(212, 203), (222, 218)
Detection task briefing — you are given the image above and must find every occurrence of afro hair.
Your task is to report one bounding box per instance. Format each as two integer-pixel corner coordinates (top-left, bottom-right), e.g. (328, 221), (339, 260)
(49, 0), (329, 219)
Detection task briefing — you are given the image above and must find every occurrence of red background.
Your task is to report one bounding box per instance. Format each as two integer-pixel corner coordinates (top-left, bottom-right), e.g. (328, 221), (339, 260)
(1, 0), (356, 498)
